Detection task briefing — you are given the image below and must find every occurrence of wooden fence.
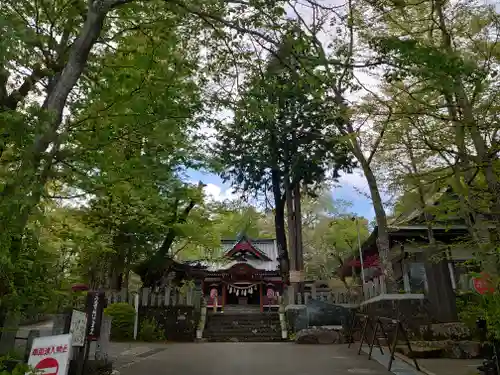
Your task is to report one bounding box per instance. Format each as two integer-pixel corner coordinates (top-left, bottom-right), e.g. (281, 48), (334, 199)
(106, 285), (201, 307)
(362, 275), (387, 300)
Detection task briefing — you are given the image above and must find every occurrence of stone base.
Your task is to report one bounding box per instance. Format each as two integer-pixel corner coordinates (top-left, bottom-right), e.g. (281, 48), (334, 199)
(419, 322), (472, 341)
(306, 300), (352, 327)
(285, 305), (308, 333)
(396, 340), (482, 359)
(295, 326), (344, 345)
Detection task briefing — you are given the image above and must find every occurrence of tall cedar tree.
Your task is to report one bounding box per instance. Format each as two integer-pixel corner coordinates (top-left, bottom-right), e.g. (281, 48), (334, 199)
(215, 28), (356, 277)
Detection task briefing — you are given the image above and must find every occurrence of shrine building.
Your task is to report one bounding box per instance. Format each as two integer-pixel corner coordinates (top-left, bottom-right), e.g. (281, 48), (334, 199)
(193, 234), (284, 312)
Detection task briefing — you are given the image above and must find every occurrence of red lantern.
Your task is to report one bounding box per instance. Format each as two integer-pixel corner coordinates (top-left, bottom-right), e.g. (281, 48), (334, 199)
(71, 283), (89, 292)
(266, 288), (275, 299)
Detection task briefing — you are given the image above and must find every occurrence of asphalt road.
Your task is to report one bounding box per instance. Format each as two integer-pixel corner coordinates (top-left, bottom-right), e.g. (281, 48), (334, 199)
(116, 343), (393, 375)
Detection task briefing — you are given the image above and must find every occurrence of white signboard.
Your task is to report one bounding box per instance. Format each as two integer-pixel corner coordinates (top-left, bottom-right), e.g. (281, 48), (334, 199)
(27, 334), (72, 375)
(289, 270), (305, 283)
(70, 310), (87, 347)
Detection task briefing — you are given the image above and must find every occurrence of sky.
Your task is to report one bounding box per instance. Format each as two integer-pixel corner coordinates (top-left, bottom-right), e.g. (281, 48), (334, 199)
(186, 168), (376, 220)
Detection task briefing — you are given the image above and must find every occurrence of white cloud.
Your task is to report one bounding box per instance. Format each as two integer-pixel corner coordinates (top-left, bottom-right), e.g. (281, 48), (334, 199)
(336, 171), (370, 196)
(203, 183), (237, 202)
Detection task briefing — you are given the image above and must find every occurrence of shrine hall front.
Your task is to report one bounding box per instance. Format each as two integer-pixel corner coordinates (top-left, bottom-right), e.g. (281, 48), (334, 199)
(200, 235), (283, 312)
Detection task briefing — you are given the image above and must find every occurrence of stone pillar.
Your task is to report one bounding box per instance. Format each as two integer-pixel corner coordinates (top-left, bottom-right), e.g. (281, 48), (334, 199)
(51, 312), (72, 335)
(402, 261), (411, 293)
(0, 311), (20, 355)
(95, 315), (112, 361)
(24, 329), (40, 362)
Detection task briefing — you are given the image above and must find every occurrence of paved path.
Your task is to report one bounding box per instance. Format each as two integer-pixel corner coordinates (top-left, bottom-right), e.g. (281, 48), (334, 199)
(117, 343), (394, 375)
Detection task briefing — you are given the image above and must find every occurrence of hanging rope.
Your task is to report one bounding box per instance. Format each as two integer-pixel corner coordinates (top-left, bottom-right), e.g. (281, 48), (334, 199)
(227, 283), (259, 295)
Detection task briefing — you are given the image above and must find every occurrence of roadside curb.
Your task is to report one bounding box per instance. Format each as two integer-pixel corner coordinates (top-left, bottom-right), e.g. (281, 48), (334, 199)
(358, 345), (435, 375)
(391, 350), (437, 375)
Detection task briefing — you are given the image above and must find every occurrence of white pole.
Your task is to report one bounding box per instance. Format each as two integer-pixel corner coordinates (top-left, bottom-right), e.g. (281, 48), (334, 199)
(356, 218), (366, 290)
(133, 293), (139, 340)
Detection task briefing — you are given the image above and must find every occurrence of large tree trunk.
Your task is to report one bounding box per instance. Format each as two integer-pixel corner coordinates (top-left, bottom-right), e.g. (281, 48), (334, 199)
(352, 140), (394, 291)
(332, 89), (394, 291)
(406, 136), (457, 321)
(270, 127), (290, 275)
(285, 172), (297, 295)
(294, 183), (304, 293)
(272, 169), (289, 275)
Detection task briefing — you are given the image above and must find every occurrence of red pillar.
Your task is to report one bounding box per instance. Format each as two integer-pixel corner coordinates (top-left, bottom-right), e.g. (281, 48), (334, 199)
(259, 283), (263, 312)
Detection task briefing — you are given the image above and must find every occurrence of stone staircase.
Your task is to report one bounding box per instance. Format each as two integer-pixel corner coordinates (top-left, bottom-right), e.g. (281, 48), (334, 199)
(203, 307), (283, 342)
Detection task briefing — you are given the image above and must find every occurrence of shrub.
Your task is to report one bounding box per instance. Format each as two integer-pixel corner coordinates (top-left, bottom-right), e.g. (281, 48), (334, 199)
(0, 356), (31, 375)
(138, 318), (165, 342)
(104, 302), (136, 341)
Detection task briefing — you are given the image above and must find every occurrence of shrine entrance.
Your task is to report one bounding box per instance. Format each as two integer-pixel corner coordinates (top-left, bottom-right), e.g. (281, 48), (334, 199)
(201, 236), (284, 312)
(226, 282), (261, 305)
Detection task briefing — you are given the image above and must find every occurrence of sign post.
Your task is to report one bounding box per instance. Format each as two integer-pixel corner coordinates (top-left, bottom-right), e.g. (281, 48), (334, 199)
(85, 291), (105, 341)
(27, 334), (72, 375)
(70, 310), (87, 347)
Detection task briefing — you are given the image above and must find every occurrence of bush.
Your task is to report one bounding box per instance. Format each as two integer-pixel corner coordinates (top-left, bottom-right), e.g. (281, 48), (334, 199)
(138, 318), (165, 342)
(104, 302), (136, 341)
(0, 357), (31, 375)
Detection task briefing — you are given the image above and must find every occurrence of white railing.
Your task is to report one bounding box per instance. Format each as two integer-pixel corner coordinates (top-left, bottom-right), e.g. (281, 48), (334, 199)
(362, 275), (387, 300)
(285, 285), (363, 306)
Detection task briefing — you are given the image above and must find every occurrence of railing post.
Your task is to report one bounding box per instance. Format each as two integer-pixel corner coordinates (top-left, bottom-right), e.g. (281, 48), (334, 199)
(374, 277), (380, 296)
(133, 293), (139, 340)
(311, 284), (317, 299)
(380, 275), (387, 294)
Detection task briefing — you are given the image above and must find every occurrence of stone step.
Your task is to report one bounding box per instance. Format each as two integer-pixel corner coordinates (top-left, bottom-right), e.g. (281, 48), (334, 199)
(204, 331), (281, 338)
(208, 313), (279, 319)
(203, 327), (281, 335)
(207, 322), (279, 328)
(204, 310), (282, 342)
(204, 336), (285, 342)
(205, 322), (281, 329)
(208, 317), (279, 323)
(207, 324), (279, 328)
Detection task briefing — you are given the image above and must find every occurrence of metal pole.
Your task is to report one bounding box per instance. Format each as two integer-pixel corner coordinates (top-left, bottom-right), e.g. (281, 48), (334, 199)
(356, 218), (366, 290)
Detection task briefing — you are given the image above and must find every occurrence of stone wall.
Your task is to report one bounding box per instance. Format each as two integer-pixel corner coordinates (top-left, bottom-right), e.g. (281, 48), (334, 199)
(285, 300), (356, 333)
(138, 306), (200, 342)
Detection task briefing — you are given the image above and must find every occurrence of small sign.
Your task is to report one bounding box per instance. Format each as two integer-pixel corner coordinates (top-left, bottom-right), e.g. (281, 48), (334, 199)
(27, 334), (72, 375)
(70, 310), (87, 347)
(86, 291), (105, 341)
(473, 273), (494, 295)
(289, 270), (304, 283)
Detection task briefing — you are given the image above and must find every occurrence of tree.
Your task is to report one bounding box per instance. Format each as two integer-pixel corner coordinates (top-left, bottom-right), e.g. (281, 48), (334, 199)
(214, 29), (356, 285)
(275, 0), (399, 289)
(301, 192), (369, 286)
(362, 0), (500, 244)
(0, 0), (292, 317)
(348, 0), (500, 318)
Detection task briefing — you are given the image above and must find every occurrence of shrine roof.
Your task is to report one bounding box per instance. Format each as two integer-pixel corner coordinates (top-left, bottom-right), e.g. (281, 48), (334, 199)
(181, 233), (280, 273)
(202, 259), (279, 272)
(221, 234), (278, 262)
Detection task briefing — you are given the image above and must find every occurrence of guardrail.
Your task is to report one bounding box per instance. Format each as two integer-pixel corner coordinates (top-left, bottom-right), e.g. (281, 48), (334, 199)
(345, 313), (420, 372)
